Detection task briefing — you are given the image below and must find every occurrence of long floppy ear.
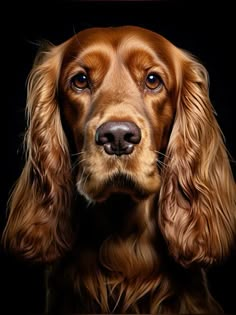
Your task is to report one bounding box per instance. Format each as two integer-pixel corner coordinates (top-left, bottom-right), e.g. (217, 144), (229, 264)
(159, 51), (236, 267)
(2, 41), (73, 262)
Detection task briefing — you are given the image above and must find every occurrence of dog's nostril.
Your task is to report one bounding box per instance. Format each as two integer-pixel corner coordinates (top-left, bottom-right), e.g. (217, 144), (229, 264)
(96, 133), (113, 146)
(124, 132), (141, 144)
(95, 121), (141, 156)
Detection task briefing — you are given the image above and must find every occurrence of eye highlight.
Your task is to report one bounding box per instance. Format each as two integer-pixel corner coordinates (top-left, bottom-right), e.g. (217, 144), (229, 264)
(71, 72), (89, 91)
(145, 73), (162, 91)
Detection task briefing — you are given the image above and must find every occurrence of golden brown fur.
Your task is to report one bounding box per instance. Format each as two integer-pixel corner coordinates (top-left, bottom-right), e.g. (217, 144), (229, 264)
(3, 26), (236, 313)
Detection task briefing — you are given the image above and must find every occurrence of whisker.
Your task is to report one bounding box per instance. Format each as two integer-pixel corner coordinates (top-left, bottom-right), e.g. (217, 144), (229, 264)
(156, 158), (169, 171)
(72, 159), (80, 172)
(154, 150), (170, 160)
(72, 154), (87, 172)
(71, 151), (85, 157)
(83, 172), (90, 188)
(152, 149), (171, 171)
(77, 167), (86, 188)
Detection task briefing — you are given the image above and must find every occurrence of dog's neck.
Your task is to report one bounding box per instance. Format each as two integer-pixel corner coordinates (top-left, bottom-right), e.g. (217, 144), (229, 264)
(75, 193), (158, 247)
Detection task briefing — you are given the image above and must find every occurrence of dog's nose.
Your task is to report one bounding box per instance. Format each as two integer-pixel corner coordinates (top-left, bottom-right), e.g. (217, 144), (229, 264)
(95, 121), (141, 156)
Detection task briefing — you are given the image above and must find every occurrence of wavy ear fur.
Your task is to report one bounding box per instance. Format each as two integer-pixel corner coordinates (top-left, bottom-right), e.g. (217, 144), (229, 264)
(159, 51), (236, 267)
(3, 42), (73, 262)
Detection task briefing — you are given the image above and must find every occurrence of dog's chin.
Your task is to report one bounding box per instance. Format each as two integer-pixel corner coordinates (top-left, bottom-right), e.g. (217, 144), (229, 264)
(95, 188), (147, 204)
(95, 193), (139, 211)
(86, 173), (152, 204)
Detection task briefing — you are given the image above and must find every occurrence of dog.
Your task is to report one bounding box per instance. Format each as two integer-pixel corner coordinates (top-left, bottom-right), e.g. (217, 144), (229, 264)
(3, 25), (236, 313)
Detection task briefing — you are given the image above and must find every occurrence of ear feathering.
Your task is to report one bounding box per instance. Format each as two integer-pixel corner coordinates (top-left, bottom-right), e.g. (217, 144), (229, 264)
(2, 42), (73, 262)
(158, 51), (236, 267)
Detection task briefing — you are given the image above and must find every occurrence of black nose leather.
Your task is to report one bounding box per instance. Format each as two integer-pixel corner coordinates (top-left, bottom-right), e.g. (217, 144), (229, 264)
(95, 121), (141, 156)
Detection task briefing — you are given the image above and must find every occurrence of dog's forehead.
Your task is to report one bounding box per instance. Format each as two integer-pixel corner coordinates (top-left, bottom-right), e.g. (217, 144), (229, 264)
(67, 26), (174, 57)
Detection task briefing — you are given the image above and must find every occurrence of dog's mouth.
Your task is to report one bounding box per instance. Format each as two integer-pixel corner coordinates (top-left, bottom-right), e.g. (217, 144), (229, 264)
(93, 173), (150, 203)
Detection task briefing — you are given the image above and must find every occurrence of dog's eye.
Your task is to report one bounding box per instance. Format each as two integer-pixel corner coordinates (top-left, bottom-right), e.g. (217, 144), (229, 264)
(145, 73), (162, 90)
(71, 73), (89, 91)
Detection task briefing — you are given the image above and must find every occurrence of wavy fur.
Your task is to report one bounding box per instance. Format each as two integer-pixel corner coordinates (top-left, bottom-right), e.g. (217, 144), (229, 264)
(3, 26), (236, 314)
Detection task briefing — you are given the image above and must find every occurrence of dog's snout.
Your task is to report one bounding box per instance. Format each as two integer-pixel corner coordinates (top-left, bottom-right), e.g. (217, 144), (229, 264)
(95, 121), (141, 156)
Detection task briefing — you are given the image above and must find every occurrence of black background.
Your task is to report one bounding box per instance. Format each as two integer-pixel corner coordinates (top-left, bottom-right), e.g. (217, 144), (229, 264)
(2, 0), (236, 313)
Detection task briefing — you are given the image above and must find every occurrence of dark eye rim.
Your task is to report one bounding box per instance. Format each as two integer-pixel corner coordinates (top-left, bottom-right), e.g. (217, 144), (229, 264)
(71, 72), (90, 91)
(145, 72), (163, 91)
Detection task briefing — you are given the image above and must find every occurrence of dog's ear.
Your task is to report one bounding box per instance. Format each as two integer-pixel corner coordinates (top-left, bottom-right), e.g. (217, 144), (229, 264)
(158, 50), (236, 267)
(2, 41), (74, 262)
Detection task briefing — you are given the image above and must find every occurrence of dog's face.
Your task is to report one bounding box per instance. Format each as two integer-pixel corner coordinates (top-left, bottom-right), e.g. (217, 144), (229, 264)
(59, 26), (178, 202)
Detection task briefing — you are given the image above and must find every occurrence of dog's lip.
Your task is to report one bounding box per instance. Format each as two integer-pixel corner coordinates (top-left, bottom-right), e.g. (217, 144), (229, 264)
(93, 173), (150, 203)
(95, 190), (147, 204)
